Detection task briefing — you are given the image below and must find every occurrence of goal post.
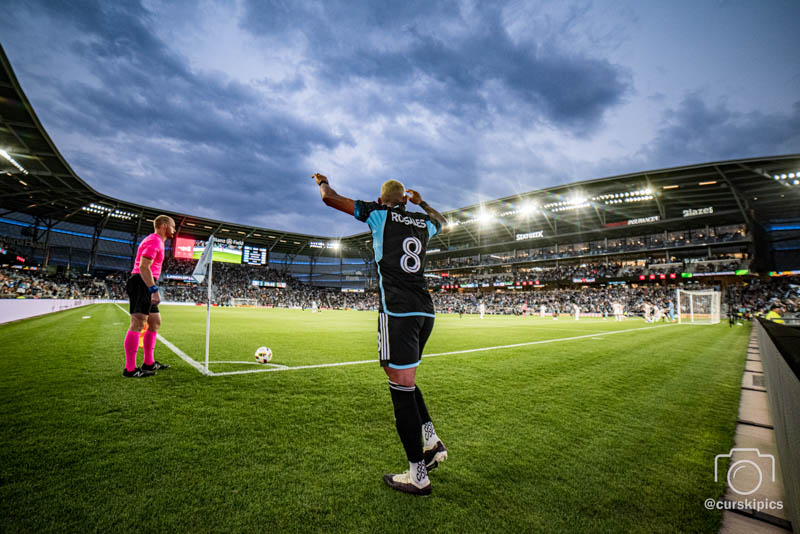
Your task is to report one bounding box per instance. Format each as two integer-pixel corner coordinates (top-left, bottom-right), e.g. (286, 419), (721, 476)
(676, 289), (720, 324)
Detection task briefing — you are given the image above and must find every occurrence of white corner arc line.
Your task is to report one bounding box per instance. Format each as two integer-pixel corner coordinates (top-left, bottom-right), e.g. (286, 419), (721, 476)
(209, 323), (677, 377)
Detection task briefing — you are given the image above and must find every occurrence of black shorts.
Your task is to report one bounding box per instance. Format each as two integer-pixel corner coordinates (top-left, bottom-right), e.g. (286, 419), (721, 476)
(378, 313), (434, 369)
(126, 274), (160, 315)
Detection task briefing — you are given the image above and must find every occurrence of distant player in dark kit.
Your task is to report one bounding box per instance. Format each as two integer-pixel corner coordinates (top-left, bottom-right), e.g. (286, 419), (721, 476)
(122, 214), (175, 377)
(314, 173), (448, 495)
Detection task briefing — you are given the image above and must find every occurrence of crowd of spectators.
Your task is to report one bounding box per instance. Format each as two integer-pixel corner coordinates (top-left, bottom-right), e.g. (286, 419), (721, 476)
(3, 258), (796, 320)
(432, 256), (748, 288)
(0, 268), (107, 299)
(726, 278), (800, 318)
(432, 226), (747, 269)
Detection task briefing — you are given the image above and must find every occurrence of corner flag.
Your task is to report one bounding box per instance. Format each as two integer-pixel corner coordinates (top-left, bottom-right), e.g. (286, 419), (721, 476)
(191, 236), (215, 375)
(192, 235), (215, 283)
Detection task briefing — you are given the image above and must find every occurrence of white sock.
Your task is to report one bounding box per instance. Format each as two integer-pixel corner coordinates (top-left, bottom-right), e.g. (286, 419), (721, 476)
(410, 460), (429, 487)
(422, 421), (438, 449)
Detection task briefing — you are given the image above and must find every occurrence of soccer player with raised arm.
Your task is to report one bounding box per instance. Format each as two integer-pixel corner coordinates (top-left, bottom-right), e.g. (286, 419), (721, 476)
(314, 173), (448, 496)
(122, 215), (175, 378)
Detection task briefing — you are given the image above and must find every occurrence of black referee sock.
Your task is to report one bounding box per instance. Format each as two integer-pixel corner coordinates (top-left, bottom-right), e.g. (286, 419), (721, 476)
(414, 385), (431, 425)
(388, 381), (423, 463)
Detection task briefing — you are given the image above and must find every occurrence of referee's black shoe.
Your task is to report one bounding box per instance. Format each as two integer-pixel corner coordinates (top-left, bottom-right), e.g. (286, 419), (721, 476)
(142, 361), (170, 371)
(122, 367), (155, 378)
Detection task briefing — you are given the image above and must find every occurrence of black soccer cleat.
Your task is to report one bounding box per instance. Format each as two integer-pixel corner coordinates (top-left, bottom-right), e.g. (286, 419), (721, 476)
(122, 367), (155, 378)
(142, 361), (170, 371)
(423, 440), (448, 471)
(383, 470), (432, 496)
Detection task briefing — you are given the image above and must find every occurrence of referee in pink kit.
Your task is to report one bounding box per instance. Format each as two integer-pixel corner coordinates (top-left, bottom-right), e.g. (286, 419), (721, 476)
(122, 215), (175, 378)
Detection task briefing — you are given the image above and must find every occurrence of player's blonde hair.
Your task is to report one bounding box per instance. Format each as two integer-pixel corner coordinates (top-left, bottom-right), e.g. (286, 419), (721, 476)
(153, 215), (174, 232)
(380, 179), (405, 205)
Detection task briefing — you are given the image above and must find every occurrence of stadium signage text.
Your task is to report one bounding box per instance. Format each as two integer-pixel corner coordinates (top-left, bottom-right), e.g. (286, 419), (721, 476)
(515, 230), (544, 241)
(605, 215), (660, 228)
(627, 215), (660, 226)
(682, 206), (714, 217)
(251, 280), (287, 288)
(196, 238), (243, 247)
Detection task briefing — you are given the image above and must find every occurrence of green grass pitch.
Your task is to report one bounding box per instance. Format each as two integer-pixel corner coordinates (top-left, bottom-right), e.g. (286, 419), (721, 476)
(0, 304), (749, 533)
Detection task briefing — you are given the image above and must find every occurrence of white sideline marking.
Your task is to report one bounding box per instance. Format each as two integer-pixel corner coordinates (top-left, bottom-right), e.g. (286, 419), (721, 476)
(210, 323), (677, 377)
(156, 334), (211, 375)
(209, 361), (289, 369)
(82, 316), (91, 319)
(113, 303), (211, 376)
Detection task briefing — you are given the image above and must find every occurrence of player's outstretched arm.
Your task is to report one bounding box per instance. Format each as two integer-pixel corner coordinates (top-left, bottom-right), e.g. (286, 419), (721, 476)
(405, 189), (448, 230)
(313, 173), (354, 215)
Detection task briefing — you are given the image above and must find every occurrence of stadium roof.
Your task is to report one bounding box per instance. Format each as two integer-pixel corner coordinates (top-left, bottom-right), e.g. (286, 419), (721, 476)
(2, 44), (800, 259)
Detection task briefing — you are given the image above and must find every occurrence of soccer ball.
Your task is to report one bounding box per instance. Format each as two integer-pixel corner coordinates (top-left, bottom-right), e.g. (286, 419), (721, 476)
(254, 346), (272, 364)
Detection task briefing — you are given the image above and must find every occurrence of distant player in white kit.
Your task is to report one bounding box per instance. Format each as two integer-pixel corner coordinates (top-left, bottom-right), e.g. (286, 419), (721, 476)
(643, 302), (652, 323)
(479, 301), (486, 319)
(573, 303), (580, 321)
(612, 301), (622, 321)
(311, 300), (319, 313)
(540, 303), (546, 318)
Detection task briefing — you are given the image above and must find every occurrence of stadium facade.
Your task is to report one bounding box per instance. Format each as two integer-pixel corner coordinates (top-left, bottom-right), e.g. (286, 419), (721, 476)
(2, 44), (800, 293)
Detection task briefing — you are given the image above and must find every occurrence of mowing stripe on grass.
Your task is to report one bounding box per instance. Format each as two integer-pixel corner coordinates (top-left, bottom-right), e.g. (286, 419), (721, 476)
(210, 322), (677, 377)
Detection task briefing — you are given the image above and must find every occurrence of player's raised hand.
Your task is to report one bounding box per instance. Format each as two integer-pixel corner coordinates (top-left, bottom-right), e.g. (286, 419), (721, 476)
(313, 173), (329, 186)
(405, 189), (423, 205)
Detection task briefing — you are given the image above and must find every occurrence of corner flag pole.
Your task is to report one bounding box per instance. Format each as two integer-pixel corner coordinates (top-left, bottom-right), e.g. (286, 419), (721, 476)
(205, 258), (212, 375)
(191, 234), (215, 376)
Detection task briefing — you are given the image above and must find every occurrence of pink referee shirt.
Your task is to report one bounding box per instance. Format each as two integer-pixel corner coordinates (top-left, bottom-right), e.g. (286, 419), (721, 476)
(132, 233), (165, 280)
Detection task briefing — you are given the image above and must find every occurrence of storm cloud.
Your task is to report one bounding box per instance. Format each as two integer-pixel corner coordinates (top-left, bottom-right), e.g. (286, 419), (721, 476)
(1, 0), (798, 236)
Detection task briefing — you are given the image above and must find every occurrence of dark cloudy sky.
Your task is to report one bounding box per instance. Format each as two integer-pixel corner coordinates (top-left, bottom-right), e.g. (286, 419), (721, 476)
(2, 0), (799, 237)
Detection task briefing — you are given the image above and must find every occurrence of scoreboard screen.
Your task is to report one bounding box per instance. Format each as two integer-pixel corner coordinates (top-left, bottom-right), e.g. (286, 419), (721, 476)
(242, 245), (268, 265)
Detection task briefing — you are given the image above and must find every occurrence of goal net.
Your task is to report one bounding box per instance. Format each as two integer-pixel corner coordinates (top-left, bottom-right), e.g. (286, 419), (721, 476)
(230, 298), (258, 307)
(676, 289), (720, 324)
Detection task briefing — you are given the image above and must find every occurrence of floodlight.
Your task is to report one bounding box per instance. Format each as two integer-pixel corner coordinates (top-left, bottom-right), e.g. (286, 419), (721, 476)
(520, 202), (537, 216)
(0, 149), (28, 174)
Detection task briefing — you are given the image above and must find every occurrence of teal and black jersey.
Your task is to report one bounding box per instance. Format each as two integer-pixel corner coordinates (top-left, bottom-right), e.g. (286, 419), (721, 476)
(354, 200), (441, 317)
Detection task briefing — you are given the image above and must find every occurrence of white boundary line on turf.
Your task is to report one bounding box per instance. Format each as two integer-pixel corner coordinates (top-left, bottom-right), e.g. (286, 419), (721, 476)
(208, 361), (290, 369)
(209, 322), (677, 377)
(113, 303), (212, 376)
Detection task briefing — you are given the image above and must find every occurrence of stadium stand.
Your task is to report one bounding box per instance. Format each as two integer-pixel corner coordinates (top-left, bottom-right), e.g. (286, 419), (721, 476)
(1, 43), (799, 321)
